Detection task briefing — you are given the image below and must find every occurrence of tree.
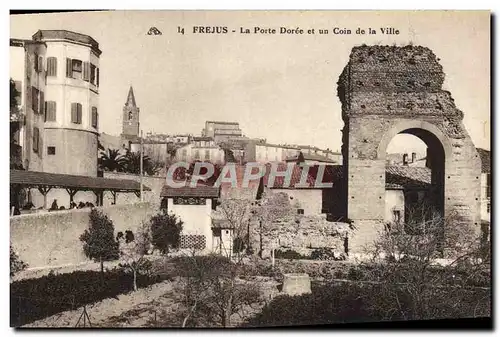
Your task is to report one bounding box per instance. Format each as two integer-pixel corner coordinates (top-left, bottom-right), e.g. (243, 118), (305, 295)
(252, 191), (295, 258)
(214, 198), (251, 260)
(178, 253), (261, 327)
(99, 148), (127, 172)
(10, 78), (20, 114)
(150, 210), (183, 254)
(360, 208), (490, 320)
(10, 245), (27, 277)
(80, 209), (120, 283)
(123, 150), (156, 175)
(118, 223), (152, 291)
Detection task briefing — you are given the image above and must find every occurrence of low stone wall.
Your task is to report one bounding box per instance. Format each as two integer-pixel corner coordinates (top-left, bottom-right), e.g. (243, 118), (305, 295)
(10, 202), (157, 269)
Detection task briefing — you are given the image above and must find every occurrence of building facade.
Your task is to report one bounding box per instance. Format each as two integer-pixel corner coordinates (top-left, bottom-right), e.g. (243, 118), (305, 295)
(32, 30), (101, 177)
(202, 120), (243, 143)
(10, 38), (47, 173)
(10, 30), (102, 209)
(174, 137), (225, 164)
(244, 140), (300, 163)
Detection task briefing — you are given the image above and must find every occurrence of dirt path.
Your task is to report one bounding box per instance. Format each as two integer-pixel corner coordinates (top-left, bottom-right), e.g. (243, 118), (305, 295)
(23, 279), (180, 328)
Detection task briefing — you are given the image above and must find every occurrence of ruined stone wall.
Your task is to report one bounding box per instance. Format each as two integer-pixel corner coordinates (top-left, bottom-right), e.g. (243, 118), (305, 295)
(249, 215), (353, 257)
(337, 45), (482, 241)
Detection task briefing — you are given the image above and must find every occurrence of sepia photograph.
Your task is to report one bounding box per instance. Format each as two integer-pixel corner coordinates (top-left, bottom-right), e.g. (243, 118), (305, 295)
(8, 9), (491, 329)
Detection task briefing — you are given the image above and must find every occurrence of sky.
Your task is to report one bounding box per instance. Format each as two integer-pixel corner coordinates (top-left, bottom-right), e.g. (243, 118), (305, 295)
(10, 10), (490, 154)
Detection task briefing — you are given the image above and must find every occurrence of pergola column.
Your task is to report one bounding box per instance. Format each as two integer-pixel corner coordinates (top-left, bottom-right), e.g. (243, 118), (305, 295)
(65, 188), (78, 204)
(37, 186), (52, 209)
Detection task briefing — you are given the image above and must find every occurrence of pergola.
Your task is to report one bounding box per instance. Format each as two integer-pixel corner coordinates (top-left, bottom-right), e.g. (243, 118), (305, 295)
(10, 170), (151, 208)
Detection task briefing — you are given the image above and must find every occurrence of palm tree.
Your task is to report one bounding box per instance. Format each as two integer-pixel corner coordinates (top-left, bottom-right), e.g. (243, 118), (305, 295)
(99, 148), (127, 172)
(124, 150), (157, 175)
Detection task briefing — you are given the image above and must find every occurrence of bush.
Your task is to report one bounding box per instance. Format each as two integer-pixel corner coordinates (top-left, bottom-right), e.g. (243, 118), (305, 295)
(10, 268), (162, 326)
(311, 248), (346, 261)
(275, 249), (309, 260)
(167, 255), (232, 278)
(10, 245), (27, 277)
(150, 210), (183, 254)
(80, 209), (120, 263)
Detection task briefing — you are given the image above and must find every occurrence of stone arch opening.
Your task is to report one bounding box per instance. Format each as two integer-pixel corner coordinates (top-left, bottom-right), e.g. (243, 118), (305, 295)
(383, 127), (446, 228)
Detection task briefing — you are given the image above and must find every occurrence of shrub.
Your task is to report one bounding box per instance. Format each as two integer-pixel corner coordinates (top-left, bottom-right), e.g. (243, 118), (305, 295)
(275, 249), (309, 260)
(233, 236), (246, 254)
(311, 248), (346, 261)
(10, 245), (27, 277)
(10, 268), (162, 326)
(80, 209), (120, 264)
(150, 210), (183, 254)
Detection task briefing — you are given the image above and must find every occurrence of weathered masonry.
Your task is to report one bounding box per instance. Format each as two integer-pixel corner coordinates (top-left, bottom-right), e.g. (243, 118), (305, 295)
(337, 45), (482, 246)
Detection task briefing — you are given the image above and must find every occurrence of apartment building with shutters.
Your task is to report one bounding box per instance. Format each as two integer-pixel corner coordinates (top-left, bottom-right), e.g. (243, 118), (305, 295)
(32, 30), (101, 177)
(10, 30), (102, 208)
(10, 38), (47, 172)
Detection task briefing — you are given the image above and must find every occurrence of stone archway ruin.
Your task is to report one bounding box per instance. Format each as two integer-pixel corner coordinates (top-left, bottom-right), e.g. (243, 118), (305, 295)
(337, 45), (482, 248)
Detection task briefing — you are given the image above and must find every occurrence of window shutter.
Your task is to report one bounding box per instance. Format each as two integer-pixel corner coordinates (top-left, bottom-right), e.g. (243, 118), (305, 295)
(77, 103), (82, 124)
(33, 127), (39, 153)
(14, 81), (22, 106)
(71, 103), (78, 123)
(34, 53), (39, 73)
(96, 68), (99, 87)
(45, 102), (56, 122)
(38, 56), (43, 73)
(83, 62), (90, 81)
(39, 91), (44, 115)
(66, 58), (73, 78)
(91, 107), (98, 128)
(31, 87), (38, 113)
(47, 57), (57, 76)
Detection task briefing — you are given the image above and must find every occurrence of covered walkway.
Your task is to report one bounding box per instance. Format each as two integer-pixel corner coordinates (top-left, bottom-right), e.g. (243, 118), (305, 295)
(10, 170), (151, 209)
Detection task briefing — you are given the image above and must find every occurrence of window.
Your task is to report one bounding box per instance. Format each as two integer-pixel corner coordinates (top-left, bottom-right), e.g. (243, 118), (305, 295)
(96, 68), (99, 87)
(39, 91), (44, 116)
(182, 149), (187, 160)
(194, 150), (200, 160)
(31, 87), (39, 113)
(44, 101), (56, 122)
(297, 209), (304, 215)
(66, 58), (83, 79)
(47, 146), (56, 155)
(393, 210), (401, 223)
(71, 103), (82, 124)
(179, 235), (206, 250)
(90, 64), (96, 84)
(91, 107), (98, 128)
(128, 111), (133, 120)
(487, 202), (491, 214)
(487, 174), (491, 198)
(204, 150), (210, 160)
(34, 53), (40, 73)
(46, 57), (57, 76)
(33, 127), (39, 153)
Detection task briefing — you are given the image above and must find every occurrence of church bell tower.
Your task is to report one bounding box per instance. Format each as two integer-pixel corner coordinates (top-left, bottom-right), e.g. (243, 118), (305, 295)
(121, 86), (140, 141)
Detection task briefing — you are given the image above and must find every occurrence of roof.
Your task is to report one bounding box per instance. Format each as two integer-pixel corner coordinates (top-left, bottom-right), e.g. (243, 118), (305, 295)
(192, 137), (214, 142)
(10, 170), (150, 192)
(206, 121), (239, 125)
(126, 86), (137, 107)
(286, 152), (337, 163)
(476, 148), (491, 173)
(211, 219), (234, 229)
(385, 166), (431, 188)
(160, 184), (219, 198)
(32, 30), (101, 56)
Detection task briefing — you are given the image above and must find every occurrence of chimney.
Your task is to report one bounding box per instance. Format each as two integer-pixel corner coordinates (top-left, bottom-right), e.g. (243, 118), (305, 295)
(411, 152), (416, 163)
(402, 153), (409, 166)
